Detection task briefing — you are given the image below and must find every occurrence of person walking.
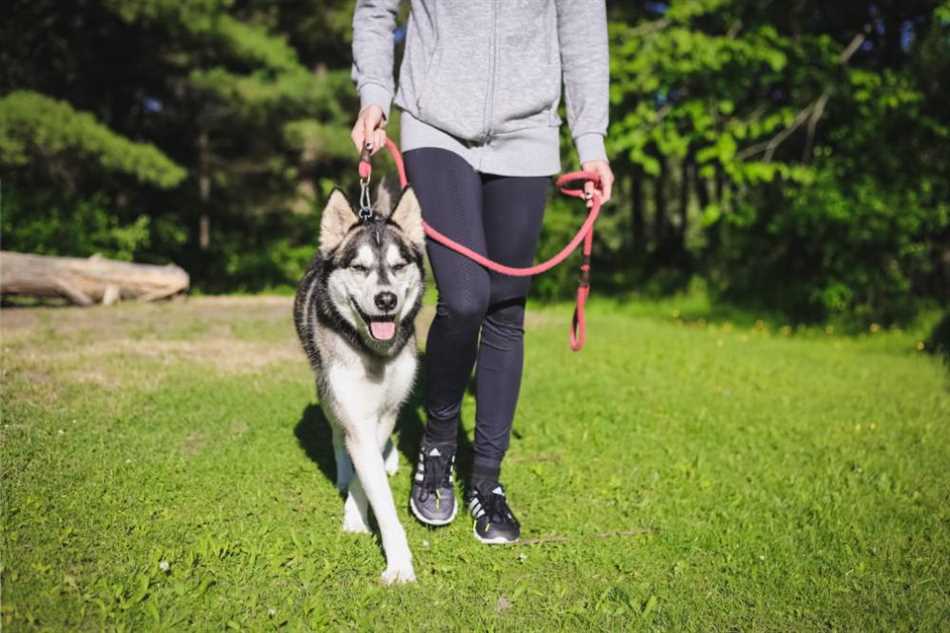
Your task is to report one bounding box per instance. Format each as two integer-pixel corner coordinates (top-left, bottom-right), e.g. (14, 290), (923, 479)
(350, 0), (613, 544)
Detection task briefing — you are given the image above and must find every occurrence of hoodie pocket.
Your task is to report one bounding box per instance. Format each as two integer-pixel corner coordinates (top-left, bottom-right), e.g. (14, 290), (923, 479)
(491, 10), (561, 133)
(415, 46), (443, 113)
(414, 44), (492, 140)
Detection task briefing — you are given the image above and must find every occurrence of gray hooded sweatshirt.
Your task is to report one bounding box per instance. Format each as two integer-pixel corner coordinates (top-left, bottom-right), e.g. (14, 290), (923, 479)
(352, 0), (609, 177)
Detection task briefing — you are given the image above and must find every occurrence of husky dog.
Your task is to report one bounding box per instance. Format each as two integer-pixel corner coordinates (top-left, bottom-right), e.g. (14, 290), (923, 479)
(293, 184), (425, 584)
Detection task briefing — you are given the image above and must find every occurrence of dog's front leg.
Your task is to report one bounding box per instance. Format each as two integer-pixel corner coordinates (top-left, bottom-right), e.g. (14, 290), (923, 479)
(382, 438), (399, 476)
(332, 425), (355, 493)
(345, 430), (416, 584)
(378, 410), (400, 476)
(341, 417), (396, 532)
(342, 475), (371, 534)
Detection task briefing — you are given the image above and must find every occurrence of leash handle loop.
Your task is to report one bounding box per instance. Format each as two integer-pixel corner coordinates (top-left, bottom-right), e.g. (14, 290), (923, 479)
(556, 171), (602, 200)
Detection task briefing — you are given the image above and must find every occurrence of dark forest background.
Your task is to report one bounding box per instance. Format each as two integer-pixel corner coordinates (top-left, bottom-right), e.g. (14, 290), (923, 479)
(2, 0), (948, 329)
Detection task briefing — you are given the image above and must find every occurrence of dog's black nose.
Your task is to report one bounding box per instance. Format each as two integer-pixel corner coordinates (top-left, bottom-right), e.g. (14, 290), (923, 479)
(374, 291), (397, 312)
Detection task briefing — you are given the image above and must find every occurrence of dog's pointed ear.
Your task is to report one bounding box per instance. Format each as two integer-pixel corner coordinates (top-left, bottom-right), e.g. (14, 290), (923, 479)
(319, 189), (358, 255)
(388, 187), (424, 247)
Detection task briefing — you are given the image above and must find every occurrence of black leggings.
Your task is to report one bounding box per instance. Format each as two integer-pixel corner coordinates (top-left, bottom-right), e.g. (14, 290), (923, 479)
(403, 148), (550, 483)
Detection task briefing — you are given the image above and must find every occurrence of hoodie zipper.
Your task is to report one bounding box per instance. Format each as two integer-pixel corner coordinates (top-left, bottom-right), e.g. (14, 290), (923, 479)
(482, 0), (499, 143)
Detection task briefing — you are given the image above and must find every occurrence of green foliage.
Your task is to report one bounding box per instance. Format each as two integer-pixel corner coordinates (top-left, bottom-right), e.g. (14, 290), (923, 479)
(609, 10), (796, 180)
(283, 119), (355, 162)
(2, 0), (947, 325)
(2, 298), (948, 630)
(715, 165), (949, 325)
(0, 91), (185, 188)
(100, 0), (231, 26)
(2, 0), (362, 291)
(187, 66), (350, 121)
(1, 188), (156, 262)
(208, 15), (302, 72)
(220, 235), (316, 294)
(707, 3), (950, 326)
(605, 0), (948, 325)
(1, 184), (189, 269)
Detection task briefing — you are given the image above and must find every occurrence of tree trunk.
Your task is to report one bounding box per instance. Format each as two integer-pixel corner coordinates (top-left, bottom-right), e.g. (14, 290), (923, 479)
(0, 251), (189, 305)
(653, 155), (670, 263)
(696, 169), (719, 256)
(676, 157), (690, 261)
(631, 166), (645, 259)
(198, 129), (211, 250)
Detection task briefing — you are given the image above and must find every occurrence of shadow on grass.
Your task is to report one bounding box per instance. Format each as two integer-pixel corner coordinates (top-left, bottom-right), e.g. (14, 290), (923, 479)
(293, 404), (338, 491)
(293, 351), (476, 497)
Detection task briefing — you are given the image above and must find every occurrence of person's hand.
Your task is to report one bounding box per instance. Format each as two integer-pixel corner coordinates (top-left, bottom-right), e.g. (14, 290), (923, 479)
(351, 105), (387, 156)
(580, 160), (614, 207)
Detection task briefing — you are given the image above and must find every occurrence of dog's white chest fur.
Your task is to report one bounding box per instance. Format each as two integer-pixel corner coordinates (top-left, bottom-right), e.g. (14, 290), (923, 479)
(316, 326), (418, 420)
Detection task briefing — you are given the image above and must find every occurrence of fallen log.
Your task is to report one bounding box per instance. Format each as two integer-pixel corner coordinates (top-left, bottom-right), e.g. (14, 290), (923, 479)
(0, 251), (189, 306)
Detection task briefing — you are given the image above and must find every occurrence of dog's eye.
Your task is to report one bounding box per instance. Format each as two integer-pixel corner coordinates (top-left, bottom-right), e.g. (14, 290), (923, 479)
(351, 264), (370, 273)
(391, 262), (407, 272)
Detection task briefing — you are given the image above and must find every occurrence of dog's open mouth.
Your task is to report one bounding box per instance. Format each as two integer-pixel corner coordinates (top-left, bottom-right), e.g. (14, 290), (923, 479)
(368, 318), (396, 341)
(352, 298), (397, 341)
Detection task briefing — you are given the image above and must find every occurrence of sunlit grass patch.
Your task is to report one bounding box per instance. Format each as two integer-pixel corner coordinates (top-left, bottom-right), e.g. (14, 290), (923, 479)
(2, 296), (948, 631)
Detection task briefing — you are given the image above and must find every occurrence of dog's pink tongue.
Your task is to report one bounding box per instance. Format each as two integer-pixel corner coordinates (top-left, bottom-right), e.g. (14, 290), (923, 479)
(370, 320), (396, 340)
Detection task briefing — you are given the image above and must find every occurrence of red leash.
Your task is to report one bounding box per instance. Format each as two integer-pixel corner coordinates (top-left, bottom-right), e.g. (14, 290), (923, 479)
(359, 138), (602, 351)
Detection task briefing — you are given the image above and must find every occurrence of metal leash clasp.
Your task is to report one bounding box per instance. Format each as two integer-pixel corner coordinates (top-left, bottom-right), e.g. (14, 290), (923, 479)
(358, 143), (375, 221)
(358, 176), (374, 221)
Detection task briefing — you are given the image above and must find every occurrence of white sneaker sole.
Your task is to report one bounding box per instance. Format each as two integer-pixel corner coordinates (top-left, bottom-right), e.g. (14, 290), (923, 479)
(472, 522), (520, 544)
(409, 496), (458, 527)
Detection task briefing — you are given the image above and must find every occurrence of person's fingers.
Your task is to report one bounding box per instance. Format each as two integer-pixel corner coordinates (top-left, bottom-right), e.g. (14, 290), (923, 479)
(351, 123), (364, 153)
(363, 114), (376, 153)
(583, 180), (595, 208)
(601, 170), (614, 203)
(371, 128), (387, 156)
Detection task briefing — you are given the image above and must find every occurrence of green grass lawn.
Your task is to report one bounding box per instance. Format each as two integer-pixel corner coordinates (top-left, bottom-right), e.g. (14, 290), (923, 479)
(2, 296), (948, 631)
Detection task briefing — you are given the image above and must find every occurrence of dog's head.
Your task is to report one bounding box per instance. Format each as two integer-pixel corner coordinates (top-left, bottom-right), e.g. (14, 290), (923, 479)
(318, 184), (426, 355)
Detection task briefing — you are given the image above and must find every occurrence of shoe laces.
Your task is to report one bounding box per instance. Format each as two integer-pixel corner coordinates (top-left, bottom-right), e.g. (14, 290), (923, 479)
(419, 446), (454, 501)
(478, 484), (515, 524)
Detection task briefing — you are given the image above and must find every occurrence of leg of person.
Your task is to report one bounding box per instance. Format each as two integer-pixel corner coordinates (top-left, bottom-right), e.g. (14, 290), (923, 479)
(403, 147), (491, 525)
(467, 172), (550, 544)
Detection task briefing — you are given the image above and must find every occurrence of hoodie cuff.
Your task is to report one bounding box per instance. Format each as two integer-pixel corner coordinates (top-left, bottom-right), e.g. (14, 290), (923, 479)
(574, 133), (608, 164)
(359, 83), (393, 121)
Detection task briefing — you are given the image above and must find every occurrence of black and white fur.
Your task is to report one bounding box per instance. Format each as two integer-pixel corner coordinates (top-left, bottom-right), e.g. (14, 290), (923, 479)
(293, 184), (425, 584)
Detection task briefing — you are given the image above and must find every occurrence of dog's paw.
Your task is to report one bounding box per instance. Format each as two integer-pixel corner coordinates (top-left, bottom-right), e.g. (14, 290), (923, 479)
(341, 510), (370, 534)
(380, 561), (416, 585)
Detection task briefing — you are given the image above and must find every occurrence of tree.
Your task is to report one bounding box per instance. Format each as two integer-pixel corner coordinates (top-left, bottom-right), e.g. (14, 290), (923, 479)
(1, 0), (361, 289)
(2, 0), (947, 323)
(605, 0), (948, 324)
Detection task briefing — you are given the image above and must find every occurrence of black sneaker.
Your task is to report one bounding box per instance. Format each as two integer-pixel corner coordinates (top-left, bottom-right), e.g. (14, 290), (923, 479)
(466, 482), (521, 544)
(409, 442), (458, 526)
